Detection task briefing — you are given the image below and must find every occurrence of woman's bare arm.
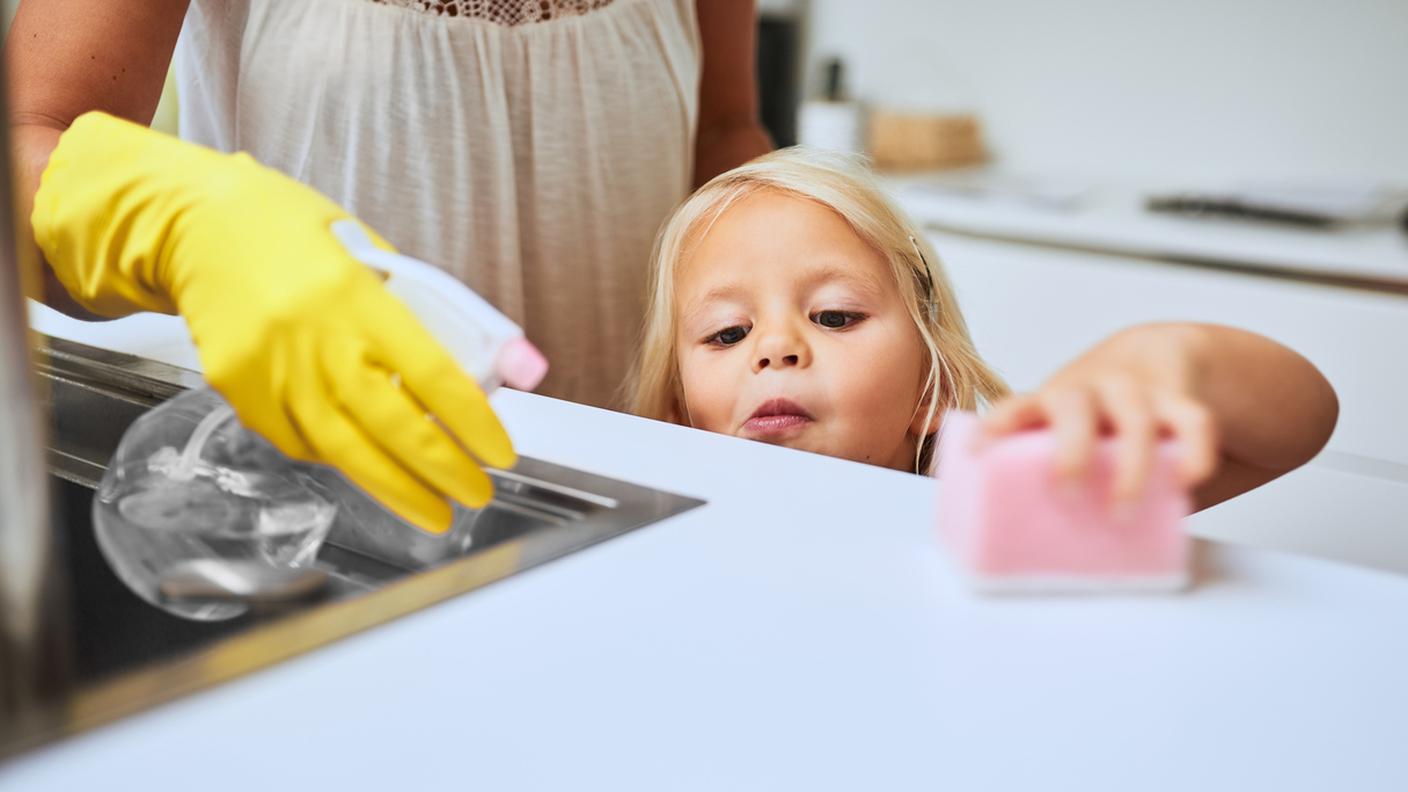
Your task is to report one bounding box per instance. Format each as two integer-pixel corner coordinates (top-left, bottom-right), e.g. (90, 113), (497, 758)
(5, 0), (189, 315)
(693, 0), (772, 187)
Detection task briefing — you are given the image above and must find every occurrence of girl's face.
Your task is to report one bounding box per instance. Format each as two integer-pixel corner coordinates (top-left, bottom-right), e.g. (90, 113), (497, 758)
(674, 190), (935, 471)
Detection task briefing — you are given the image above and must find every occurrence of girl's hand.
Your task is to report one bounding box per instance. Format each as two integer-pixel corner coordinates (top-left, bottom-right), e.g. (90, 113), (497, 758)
(978, 326), (1221, 504)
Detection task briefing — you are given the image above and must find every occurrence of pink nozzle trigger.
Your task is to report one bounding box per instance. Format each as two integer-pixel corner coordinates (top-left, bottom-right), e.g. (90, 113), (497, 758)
(496, 338), (549, 391)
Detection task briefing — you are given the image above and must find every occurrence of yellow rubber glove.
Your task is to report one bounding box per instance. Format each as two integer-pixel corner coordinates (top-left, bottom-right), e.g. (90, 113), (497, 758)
(32, 111), (515, 533)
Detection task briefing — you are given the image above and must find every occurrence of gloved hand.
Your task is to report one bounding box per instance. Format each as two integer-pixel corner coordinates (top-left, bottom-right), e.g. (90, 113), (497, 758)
(33, 111), (514, 533)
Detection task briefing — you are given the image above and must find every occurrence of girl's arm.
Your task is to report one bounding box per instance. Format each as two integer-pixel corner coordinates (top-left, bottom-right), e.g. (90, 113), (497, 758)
(693, 0), (773, 187)
(981, 323), (1338, 512)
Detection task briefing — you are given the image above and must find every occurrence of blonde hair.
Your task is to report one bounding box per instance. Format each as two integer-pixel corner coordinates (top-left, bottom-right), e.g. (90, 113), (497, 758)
(626, 147), (1008, 472)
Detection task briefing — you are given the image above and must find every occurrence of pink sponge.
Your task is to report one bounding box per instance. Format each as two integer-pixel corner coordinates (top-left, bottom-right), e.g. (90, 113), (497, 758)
(935, 411), (1192, 594)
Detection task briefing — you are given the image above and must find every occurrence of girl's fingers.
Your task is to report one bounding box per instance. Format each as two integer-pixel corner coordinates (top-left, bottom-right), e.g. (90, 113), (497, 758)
(1093, 377), (1157, 502)
(980, 393), (1049, 440)
(982, 388), (1098, 480)
(984, 380), (1216, 507)
(1153, 392), (1220, 486)
(1040, 387), (1098, 480)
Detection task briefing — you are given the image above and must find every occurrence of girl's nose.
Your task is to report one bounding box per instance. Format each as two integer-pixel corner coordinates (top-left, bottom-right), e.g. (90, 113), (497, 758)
(752, 324), (811, 373)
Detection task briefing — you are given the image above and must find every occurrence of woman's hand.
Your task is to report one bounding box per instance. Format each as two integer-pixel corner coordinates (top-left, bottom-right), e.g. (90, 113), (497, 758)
(978, 323), (1337, 512)
(33, 112), (515, 533)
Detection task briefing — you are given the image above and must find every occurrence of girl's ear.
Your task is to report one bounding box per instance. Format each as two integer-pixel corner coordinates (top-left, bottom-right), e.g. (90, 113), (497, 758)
(666, 393), (691, 427)
(908, 380), (946, 436)
(909, 406), (944, 437)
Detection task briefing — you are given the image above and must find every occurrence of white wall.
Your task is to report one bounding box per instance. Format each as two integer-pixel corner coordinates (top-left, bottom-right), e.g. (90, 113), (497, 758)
(805, 0), (1408, 184)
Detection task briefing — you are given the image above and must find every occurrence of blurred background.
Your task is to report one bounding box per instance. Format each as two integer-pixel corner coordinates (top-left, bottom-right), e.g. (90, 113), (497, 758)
(760, 0), (1408, 183)
(12, 0), (1406, 182)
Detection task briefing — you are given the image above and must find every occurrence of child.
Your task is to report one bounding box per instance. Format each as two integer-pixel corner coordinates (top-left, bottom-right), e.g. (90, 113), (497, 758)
(627, 148), (1338, 512)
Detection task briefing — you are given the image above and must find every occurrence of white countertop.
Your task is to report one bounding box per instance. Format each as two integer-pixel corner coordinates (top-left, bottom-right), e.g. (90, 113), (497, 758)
(6, 312), (1408, 789)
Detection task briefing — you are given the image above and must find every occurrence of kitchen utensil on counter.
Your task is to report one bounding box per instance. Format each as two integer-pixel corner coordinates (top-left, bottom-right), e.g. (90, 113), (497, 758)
(868, 111), (986, 172)
(1145, 185), (1408, 229)
(798, 58), (865, 154)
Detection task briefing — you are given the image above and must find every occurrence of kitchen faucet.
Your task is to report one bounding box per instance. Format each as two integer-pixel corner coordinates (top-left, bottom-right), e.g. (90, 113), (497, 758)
(0, 58), (70, 746)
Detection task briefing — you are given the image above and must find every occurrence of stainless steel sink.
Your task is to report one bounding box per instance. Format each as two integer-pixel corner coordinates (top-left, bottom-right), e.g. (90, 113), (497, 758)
(4, 336), (702, 760)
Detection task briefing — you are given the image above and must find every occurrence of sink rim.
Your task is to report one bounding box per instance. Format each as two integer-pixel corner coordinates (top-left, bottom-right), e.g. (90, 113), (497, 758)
(7, 335), (704, 761)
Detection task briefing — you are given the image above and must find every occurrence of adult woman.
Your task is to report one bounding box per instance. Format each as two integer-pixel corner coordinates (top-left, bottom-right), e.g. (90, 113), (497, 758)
(8, 0), (770, 532)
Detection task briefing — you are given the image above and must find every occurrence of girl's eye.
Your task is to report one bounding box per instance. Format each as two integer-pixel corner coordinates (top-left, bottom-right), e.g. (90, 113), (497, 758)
(708, 325), (749, 346)
(812, 310), (863, 330)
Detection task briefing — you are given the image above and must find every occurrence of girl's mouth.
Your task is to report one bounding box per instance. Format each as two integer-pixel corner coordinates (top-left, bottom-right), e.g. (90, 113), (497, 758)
(742, 398), (815, 439)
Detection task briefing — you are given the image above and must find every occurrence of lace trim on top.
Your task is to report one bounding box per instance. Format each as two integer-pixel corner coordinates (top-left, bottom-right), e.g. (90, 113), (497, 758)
(371, 0), (618, 25)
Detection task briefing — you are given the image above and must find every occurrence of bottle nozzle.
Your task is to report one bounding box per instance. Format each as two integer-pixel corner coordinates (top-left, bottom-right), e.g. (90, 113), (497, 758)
(496, 338), (549, 391)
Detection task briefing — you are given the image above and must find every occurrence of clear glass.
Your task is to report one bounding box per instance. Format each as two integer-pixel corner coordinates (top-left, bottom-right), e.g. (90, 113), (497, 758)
(93, 389), (336, 621)
(306, 467), (478, 569)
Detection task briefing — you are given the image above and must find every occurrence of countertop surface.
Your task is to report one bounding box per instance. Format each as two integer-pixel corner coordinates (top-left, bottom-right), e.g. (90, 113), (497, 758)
(6, 315), (1408, 790)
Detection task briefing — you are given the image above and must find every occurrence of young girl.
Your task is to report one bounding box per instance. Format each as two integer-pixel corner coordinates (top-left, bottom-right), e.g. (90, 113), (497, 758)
(628, 148), (1339, 512)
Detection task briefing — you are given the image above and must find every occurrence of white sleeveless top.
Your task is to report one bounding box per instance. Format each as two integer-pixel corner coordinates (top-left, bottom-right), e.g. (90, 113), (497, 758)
(174, 0), (701, 408)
